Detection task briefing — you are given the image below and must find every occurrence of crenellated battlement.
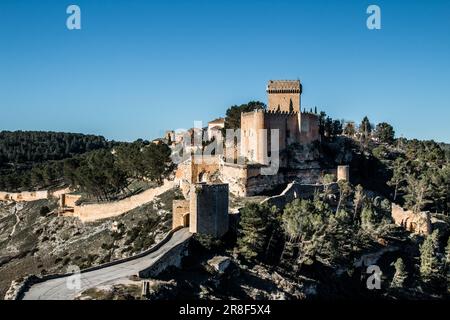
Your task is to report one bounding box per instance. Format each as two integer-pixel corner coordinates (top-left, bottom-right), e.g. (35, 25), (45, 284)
(240, 79), (321, 165)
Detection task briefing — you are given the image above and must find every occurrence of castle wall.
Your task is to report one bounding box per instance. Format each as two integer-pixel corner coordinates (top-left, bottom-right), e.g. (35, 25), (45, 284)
(189, 184), (229, 237)
(268, 92), (300, 113)
(0, 190), (49, 202)
(218, 163), (248, 197)
(175, 156), (221, 198)
(299, 112), (320, 144)
(240, 110), (320, 166)
(172, 200), (190, 229)
(190, 156), (220, 184)
(60, 194), (82, 208)
(240, 110), (266, 164)
(72, 180), (175, 222)
(263, 111), (289, 157)
(262, 181), (338, 210)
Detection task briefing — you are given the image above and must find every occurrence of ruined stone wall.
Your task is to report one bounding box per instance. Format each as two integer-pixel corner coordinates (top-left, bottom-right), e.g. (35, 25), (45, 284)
(189, 184), (229, 237)
(50, 187), (71, 198)
(190, 156), (220, 184)
(0, 190), (49, 202)
(175, 156), (221, 198)
(262, 181), (338, 210)
(391, 203), (432, 235)
(60, 194), (82, 208)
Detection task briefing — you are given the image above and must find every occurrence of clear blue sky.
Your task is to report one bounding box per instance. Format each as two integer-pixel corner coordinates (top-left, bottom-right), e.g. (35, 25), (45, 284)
(0, 0), (449, 142)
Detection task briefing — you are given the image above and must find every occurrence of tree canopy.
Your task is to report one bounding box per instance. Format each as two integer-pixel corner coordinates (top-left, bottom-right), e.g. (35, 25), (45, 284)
(224, 101), (266, 129)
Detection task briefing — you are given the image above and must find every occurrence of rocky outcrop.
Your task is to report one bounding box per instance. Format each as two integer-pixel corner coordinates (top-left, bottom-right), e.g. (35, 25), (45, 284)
(207, 256), (232, 274)
(4, 276), (37, 300)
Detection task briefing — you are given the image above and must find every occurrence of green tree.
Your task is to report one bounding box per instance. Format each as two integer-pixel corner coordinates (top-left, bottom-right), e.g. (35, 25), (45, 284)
(391, 258), (408, 288)
(353, 184), (365, 220)
(343, 121), (356, 136)
(387, 158), (407, 202)
(336, 180), (352, 213)
(361, 204), (375, 231)
(404, 174), (432, 213)
(446, 237), (450, 293)
(374, 122), (395, 144)
(359, 116), (372, 145)
(141, 143), (173, 183)
(420, 230), (442, 282)
(224, 101), (266, 129)
(321, 173), (336, 198)
(445, 237), (450, 267)
(282, 198), (327, 264)
(236, 203), (277, 262)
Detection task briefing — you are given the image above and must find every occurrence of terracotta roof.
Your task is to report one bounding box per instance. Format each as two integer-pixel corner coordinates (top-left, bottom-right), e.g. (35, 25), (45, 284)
(267, 80), (301, 92)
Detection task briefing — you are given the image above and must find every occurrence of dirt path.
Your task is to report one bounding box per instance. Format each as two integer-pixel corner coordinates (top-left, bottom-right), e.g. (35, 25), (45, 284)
(9, 203), (24, 238)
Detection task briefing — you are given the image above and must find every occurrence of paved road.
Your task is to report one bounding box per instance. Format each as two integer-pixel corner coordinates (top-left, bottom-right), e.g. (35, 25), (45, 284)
(22, 228), (192, 300)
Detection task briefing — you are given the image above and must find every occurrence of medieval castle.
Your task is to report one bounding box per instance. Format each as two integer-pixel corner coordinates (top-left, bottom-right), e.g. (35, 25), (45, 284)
(171, 80), (329, 238)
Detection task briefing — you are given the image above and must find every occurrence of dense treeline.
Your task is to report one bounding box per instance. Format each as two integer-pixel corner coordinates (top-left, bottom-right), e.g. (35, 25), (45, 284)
(319, 115), (449, 215)
(63, 141), (173, 201)
(0, 160), (65, 191)
(0, 132), (174, 198)
(235, 180), (450, 298)
(386, 139), (450, 214)
(0, 131), (109, 167)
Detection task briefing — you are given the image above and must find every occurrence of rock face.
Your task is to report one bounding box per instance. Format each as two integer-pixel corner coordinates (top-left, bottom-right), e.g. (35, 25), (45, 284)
(391, 203), (432, 235)
(4, 276), (34, 300)
(207, 256), (232, 274)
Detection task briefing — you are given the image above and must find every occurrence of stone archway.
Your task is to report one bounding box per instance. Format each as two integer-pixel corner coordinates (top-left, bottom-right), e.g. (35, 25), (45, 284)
(183, 213), (190, 227)
(198, 171), (209, 183)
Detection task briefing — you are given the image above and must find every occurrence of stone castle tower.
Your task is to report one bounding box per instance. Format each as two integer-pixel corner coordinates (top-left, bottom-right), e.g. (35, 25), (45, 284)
(240, 80), (319, 165)
(267, 80), (302, 113)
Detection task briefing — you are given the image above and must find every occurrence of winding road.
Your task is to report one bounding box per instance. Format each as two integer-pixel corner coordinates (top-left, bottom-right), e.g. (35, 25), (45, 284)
(21, 228), (191, 300)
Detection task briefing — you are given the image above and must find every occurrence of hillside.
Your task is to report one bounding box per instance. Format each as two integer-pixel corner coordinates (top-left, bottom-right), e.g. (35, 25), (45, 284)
(0, 131), (111, 192)
(0, 187), (181, 299)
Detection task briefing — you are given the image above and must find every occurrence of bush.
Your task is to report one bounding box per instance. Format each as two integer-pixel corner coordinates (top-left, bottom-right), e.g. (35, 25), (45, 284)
(40, 206), (50, 216)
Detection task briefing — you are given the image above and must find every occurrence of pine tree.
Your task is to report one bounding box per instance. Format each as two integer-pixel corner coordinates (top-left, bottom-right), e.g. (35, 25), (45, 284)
(445, 237), (450, 293)
(353, 184), (365, 221)
(336, 180), (352, 213)
(237, 203), (273, 261)
(361, 204), (375, 231)
(420, 230), (442, 282)
(391, 258), (408, 288)
(289, 99), (294, 113)
(359, 116), (372, 145)
(387, 158), (407, 202)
